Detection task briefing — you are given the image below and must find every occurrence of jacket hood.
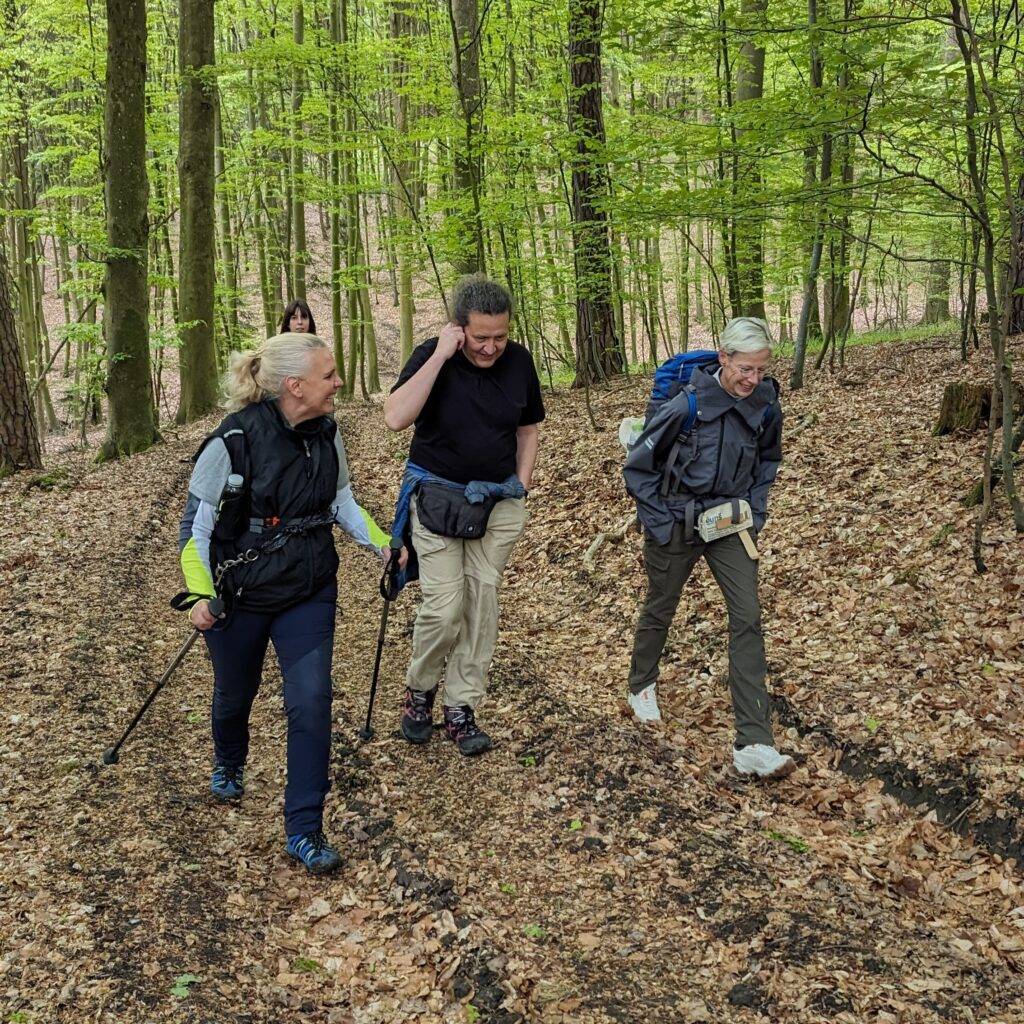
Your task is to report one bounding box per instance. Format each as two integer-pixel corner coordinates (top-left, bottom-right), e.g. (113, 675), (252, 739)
(690, 366), (779, 431)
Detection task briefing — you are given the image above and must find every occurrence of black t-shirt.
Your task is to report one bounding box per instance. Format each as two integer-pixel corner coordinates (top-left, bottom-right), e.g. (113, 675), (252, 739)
(392, 338), (545, 484)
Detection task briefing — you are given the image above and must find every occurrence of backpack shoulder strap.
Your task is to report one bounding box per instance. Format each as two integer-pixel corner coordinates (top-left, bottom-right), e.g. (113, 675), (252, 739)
(683, 389), (698, 433)
(219, 424), (249, 481)
(193, 413), (251, 501)
(660, 387), (699, 498)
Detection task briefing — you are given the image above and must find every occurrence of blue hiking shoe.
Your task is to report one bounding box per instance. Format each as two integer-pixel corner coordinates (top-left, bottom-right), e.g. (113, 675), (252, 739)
(286, 830), (342, 875)
(210, 764), (244, 802)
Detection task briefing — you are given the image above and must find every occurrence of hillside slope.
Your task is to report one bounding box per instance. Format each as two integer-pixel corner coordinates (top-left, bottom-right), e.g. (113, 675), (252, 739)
(1, 337), (1022, 1023)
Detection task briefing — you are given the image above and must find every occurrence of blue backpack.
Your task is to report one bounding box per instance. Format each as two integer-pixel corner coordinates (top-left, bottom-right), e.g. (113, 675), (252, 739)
(646, 349), (720, 428)
(619, 349), (775, 451)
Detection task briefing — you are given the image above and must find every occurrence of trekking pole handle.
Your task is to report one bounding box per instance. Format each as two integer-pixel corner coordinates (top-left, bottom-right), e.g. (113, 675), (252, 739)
(207, 597), (225, 618)
(380, 539), (404, 602)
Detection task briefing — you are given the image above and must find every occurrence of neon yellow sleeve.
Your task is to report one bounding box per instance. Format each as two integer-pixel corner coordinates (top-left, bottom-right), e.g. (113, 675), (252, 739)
(181, 537), (216, 598)
(359, 506), (390, 550)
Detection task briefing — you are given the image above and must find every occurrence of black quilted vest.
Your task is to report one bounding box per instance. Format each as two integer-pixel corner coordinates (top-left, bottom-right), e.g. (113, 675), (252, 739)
(206, 399), (339, 613)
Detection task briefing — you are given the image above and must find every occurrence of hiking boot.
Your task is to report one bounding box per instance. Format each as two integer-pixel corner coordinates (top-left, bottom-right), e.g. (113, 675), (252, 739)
(401, 685), (437, 745)
(628, 683), (662, 723)
(286, 830), (342, 875)
(733, 744), (795, 779)
(210, 764), (244, 802)
(443, 705), (492, 756)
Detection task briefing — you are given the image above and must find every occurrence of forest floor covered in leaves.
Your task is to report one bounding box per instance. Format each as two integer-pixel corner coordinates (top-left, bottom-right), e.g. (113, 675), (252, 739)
(2, 334), (1024, 1023)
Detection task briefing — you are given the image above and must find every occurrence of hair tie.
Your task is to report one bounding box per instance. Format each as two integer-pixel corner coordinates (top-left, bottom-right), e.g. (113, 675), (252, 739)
(250, 355), (261, 379)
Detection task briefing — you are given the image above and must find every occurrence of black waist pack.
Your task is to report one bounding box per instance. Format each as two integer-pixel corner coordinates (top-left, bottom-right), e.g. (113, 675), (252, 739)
(416, 481), (497, 539)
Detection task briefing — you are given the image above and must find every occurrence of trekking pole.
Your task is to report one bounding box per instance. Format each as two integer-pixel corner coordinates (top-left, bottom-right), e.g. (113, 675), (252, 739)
(102, 597), (224, 765)
(358, 541), (404, 742)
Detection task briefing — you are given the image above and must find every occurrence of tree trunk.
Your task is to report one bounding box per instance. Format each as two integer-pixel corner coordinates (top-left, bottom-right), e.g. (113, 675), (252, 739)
(450, 0), (484, 274)
(0, 241), (41, 472)
(934, 380), (1023, 435)
(177, 0), (219, 423)
(1007, 174), (1024, 335)
(732, 0), (767, 318)
(922, 250), (952, 325)
(569, 0), (623, 385)
(328, 0), (347, 377)
(291, 0), (307, 299)
(100, 0), (158, 459)
(214, 97), (239, 347)
(790, 0), (828, 391)
(391, 0), (416, 361)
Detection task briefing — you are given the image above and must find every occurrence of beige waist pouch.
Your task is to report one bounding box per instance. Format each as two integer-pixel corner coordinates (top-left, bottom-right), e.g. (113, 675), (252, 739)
(697, 499), (759, 560)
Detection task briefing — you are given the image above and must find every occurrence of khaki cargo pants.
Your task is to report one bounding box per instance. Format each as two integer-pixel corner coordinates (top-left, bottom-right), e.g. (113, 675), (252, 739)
(407, 496), (528, 708)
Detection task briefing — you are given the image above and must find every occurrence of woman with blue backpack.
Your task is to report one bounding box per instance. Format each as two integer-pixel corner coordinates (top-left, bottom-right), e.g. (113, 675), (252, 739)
(622, 317), (795, 779)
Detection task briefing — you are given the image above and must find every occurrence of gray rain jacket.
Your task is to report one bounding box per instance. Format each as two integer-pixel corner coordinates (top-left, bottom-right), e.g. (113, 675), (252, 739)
(623, 365), (783, 545)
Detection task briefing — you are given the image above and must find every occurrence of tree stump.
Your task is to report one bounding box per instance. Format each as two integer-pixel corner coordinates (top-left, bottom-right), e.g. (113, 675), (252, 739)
(934, 380), (1023, 435)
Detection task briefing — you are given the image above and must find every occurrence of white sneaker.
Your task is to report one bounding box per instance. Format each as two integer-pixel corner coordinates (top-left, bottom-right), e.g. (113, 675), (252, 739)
(628, 684), (662, 722)
(732, 743), (795, 779)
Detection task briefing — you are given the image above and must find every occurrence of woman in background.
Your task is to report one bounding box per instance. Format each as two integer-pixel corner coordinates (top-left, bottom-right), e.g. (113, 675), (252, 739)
(280, 299), (316, 335)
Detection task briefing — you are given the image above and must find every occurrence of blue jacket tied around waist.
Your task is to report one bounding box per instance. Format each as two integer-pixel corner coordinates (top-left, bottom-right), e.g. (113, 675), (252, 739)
(390, 462), (526, 594)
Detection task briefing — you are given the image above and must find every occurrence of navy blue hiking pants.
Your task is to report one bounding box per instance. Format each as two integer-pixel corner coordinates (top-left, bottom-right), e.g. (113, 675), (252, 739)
(203, 582), (336, 836)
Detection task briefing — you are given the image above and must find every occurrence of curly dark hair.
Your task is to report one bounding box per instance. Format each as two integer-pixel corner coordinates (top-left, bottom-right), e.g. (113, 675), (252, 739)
(451, 275), (514, 326)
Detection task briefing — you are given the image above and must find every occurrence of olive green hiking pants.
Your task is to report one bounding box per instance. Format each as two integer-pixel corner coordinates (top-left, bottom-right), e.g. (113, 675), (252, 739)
(629, 524), (774, 746)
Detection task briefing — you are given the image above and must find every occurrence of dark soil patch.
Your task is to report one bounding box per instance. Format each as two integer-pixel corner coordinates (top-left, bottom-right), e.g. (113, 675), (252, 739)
(772, 693), (1024, 865)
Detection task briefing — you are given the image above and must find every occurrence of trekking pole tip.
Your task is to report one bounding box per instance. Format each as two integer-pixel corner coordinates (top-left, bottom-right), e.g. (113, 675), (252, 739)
(102, 747), (120, 765)
(357, 726), (375, 742)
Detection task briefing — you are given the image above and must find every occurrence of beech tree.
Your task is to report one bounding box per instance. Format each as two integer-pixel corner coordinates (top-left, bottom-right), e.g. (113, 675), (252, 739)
(0, 241), (41, 473)
(177, 0), (219, 422)
(99, 0), (158, 460)
(569, 0), (622, 383)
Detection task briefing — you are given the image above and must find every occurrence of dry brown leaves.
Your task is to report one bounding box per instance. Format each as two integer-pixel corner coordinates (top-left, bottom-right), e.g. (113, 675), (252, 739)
(2, 332), (1023, 1023)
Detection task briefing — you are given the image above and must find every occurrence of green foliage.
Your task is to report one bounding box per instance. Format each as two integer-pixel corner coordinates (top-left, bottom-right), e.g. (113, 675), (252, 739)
(169, 974), (200, 999)
(767, 830), (809, 854)
(3, 0), (1021, 423)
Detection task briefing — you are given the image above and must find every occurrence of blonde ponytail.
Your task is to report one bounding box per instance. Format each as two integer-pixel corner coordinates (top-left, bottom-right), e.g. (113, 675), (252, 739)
(223, 332), (328, 412)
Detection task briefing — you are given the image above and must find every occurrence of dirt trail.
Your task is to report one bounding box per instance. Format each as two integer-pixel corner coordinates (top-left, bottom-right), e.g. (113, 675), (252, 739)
(2, 338), (1023, 1023)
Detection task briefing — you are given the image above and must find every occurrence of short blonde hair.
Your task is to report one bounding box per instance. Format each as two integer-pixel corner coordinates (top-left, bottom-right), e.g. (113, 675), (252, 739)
(720, 317), (773, 355)
(223, 332), (328, 412)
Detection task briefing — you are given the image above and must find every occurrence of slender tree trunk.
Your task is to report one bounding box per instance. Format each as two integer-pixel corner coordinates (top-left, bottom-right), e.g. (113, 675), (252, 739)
(100, 0), (158, 459)
(790, 0), (828, 390)
(328, 0), (347, 376)
(291, 0), (307, 299)
(733, 0), (767, 318)
(1004, 176), (1023, 334)
(391, 0), (416, 361)
(568, 0), (622, 385)
(214, 97), (239, 346)
(0, 241), (42, 472)
(450, 0), (484, 274)
(177, 0), (219, 422)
